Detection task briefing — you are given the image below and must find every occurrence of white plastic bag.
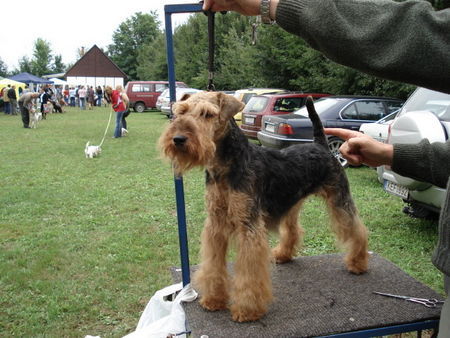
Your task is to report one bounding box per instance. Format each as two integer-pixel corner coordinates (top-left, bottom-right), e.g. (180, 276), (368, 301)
(123, 283), (198, 338)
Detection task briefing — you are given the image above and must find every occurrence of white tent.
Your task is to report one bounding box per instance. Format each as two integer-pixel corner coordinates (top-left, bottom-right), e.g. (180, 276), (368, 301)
(49, 77), (67, 86)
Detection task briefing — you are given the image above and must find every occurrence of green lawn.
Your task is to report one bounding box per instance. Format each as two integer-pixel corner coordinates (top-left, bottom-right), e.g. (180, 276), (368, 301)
(0, 106), (442, 336)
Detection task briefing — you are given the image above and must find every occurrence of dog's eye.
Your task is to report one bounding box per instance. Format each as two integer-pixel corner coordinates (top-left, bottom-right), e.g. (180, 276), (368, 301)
(202, 111), (214, 119)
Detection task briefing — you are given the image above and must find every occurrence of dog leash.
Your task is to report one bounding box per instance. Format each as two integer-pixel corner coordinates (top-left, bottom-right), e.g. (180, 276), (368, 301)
(203, 5), (226, 91)
(206, 10), (216, 91)
(98, 108), (114, 147)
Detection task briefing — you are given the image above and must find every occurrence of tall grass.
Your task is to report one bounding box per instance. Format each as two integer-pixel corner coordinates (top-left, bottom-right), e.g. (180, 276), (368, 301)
(0, 106), (441, 336)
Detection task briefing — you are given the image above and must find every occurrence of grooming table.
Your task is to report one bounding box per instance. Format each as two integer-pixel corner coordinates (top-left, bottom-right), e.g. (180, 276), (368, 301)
(172, 253), (442, 337)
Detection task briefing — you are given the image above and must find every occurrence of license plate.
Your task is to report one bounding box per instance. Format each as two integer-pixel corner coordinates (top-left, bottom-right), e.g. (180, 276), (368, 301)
(245, 117), (255, 125)
(384, 180), (409, 199)
(265, 123), (275, 133)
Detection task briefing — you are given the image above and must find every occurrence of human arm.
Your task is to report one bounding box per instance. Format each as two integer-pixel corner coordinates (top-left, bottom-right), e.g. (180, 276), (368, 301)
(324, 128), (394, 168)
(204, 0), (450, 94)
(324, 128), (450, 188)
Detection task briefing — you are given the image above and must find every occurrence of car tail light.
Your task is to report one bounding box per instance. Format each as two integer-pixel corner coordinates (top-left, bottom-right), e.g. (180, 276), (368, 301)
(278, 123), (294, 135)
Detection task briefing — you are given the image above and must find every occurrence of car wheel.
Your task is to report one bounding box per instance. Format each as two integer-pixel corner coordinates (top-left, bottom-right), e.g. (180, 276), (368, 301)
(327, 137), (348, 168)
(134, 103), (145, 113)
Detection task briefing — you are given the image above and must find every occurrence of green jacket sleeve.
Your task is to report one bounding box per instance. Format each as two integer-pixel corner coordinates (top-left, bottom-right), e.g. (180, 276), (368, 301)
(276, 0), (450, 94)
(392, 140), (450, 189)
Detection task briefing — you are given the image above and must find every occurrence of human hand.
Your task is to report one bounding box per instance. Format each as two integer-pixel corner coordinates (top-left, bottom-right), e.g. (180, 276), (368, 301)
(202, 0), (263, 16)
(324, 128), (394, 167)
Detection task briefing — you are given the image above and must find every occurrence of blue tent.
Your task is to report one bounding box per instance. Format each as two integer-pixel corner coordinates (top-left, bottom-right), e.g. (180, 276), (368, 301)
(9, 72), (53, 85)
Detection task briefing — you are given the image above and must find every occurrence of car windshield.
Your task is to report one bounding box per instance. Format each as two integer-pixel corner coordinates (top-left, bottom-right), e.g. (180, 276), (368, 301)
(401, 87), (450, 122)
(244, 97), (268, 113)
(294, 98), (344, 117)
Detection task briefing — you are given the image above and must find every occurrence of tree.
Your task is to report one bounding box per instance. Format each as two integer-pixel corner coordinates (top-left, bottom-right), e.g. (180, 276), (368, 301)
(52, 55), (66, 73)
(0, 57), (8, 77)
(136, 33), (167, 80)
(17, 56), (33, 74)
(31, 38), (53, 76)
(108, 11), (161, 80)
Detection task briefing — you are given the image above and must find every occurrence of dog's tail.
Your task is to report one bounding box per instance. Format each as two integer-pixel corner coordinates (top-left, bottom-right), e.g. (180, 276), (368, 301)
(306, 96), (328, 148)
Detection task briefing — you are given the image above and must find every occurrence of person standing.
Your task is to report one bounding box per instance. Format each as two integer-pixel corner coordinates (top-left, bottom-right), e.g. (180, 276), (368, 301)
(78, 86), (87, 110)
(18, 92), (39, 128)
(105, 85), (127, 138)
(202, 0), (450, 335)
(2, 85), (11, 115)
(96, 86), (103, 107)
(8, 85), (17, 115)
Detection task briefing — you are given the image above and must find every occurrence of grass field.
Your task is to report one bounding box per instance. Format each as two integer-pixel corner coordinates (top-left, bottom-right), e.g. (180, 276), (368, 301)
(0, 106), (442, 337)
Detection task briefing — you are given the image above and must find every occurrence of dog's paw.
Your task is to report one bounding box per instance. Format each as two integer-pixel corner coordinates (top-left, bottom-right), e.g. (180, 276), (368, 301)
(272, 248), (294, 264)
(345, 253), (369, 274)
(230, 305), (265, 322)
(199, 297), (228, 311)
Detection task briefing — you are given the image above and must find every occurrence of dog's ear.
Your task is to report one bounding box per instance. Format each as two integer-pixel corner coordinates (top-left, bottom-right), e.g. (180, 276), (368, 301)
(179, 93), (191, 101)
(217, 92), (245, 120)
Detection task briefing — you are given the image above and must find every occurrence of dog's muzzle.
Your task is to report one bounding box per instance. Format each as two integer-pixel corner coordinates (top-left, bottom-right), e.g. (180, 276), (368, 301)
(173, 135), (187, 147)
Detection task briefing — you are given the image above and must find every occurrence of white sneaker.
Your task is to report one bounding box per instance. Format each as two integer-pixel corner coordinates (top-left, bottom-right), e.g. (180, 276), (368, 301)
(121, 128), (128, 136)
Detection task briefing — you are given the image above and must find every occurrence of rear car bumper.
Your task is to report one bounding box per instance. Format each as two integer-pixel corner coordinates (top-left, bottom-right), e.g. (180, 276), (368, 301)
(257, 131), (312, 149)
(240, 125), (259, 139)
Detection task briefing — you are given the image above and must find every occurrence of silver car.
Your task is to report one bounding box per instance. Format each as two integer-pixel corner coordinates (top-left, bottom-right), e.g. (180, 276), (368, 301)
(379, 87), (450, 218)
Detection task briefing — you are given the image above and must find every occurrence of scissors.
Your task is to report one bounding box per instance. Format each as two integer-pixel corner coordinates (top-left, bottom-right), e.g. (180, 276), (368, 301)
(373, 291), (444, 308)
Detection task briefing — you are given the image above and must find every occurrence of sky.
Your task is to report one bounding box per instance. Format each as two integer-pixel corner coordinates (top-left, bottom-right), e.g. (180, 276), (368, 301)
(2, 0), (195, 72)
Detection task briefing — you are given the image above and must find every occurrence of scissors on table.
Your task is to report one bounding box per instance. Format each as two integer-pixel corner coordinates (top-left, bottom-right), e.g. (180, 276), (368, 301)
(373, 291), (444, 308)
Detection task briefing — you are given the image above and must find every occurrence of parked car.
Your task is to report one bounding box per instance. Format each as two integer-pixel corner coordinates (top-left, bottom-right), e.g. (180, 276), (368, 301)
(379, 87), (450, 218)
(233, 88), (286, 124)
(240, 92), (331, 140)
(160, 88), (203, 117)
(257, 96), (404, 167)
(125, 81), (187, 113)
(359, 110), (400, 143)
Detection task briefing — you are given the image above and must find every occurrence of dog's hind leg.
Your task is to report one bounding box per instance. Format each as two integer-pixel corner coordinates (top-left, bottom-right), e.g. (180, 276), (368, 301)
(230, 219), (272, 322)
(194, 216), (231, 312)
(321, 182), (369, 274)
(272, 200), (305, 264)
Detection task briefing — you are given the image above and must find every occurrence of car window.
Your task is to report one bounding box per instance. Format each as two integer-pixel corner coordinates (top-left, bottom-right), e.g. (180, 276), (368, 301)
(274, 98), (305, 112)
(341, 103), (358, 119)
(342, 101), (385, 121)
(242, 93), (255, 104)
(131, 84), (141, 92)
(400, 87), (450, 122)
(155, 84), (167, 93)
(142, 84), (151, 92)
(245, 97), (268, 113)
(386, 101), (403, 114)
(294, 98), (342, 117)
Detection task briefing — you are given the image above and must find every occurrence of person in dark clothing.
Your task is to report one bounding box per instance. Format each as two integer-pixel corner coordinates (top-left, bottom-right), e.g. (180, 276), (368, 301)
(7, 86), (18, 115)
(203, 0), (450, 335)
(18, 92), (40, 128)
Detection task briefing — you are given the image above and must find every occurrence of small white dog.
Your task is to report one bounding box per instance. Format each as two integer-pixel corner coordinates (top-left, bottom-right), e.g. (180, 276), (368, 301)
(85, 141), (101, 158)
(29, 107), (42, 128)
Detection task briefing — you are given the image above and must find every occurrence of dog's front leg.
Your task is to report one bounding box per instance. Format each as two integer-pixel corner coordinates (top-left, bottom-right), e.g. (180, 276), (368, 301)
(230, 222), (272, 322)
(194, 216), (231, 311)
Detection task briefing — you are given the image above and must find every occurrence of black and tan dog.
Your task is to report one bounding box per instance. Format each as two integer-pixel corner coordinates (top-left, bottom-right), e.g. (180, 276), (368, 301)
(159, 92), (368, 322)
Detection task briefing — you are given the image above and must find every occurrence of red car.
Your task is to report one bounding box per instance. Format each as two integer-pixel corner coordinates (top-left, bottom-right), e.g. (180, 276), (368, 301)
(240, 92), (331, 140)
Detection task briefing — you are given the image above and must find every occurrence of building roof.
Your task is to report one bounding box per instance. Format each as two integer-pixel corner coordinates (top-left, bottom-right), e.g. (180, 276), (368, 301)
(64, 45), (127, 79)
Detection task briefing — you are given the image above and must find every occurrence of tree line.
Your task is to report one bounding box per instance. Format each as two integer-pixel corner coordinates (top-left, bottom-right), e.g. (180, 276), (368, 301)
(2, 0), (447, 100)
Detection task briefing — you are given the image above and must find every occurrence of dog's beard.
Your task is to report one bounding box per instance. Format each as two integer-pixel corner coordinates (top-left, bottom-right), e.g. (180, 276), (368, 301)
(160, 135), (215, 175)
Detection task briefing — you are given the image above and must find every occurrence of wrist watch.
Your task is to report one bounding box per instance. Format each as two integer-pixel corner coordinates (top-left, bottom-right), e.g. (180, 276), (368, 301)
(260, 0), (275, 24)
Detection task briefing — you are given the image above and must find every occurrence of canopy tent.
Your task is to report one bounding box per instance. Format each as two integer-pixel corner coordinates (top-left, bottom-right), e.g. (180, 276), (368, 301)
(0, 78), (27, 98)
(9, 72), (53, 85)
(49, 77), (67, 86)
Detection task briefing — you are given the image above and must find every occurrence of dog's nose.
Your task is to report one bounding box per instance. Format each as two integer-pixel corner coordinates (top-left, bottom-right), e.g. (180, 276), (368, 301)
(173, 135), (187, 146)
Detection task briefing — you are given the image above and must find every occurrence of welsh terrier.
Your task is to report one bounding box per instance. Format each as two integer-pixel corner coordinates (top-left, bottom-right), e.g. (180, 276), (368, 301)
(159, 92), (368, 322)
